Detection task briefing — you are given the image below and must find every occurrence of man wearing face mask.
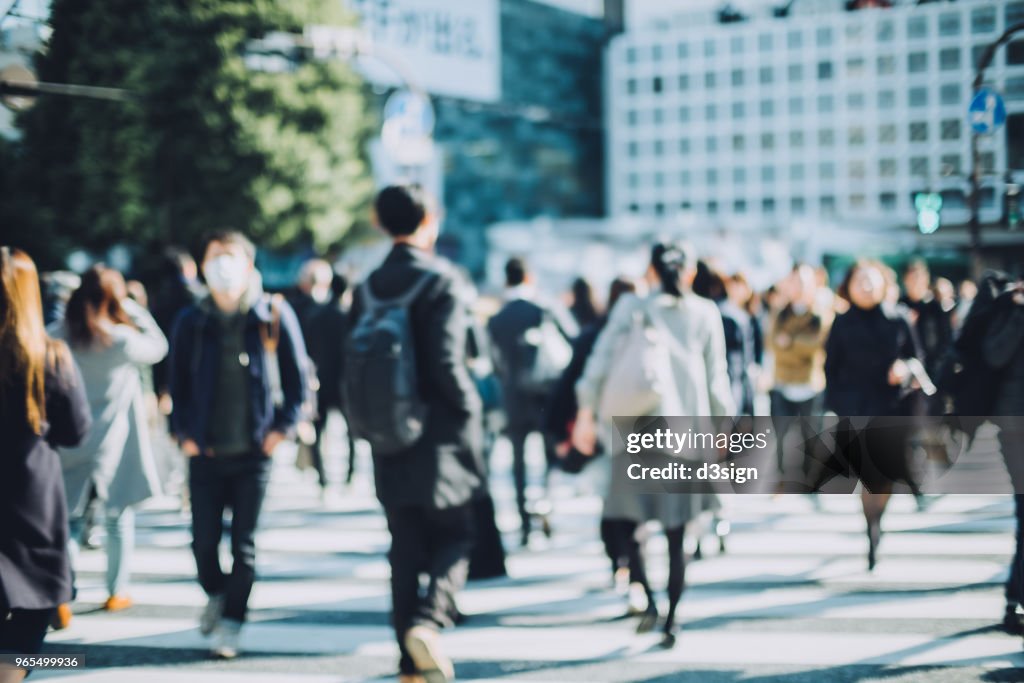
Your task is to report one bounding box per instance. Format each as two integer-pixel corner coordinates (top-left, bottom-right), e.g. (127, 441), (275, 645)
(168, 231), (309, 659)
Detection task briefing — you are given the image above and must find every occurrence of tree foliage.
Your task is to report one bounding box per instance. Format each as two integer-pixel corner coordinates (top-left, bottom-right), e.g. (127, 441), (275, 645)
(1, 0), (376, 268)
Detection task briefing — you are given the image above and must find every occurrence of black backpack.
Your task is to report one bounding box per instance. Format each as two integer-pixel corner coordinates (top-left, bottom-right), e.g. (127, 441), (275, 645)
(342, 273), (435, 455)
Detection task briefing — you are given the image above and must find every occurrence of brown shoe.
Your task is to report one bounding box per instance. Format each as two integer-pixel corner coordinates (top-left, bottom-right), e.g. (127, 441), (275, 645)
(51, 603), (72, 630)
(104, 595), (133, 612)
(398, 676), (426, 683)
(404, 626), (454, 683)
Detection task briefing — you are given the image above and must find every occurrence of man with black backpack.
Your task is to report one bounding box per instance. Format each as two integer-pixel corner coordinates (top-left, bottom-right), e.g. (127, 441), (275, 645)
(343, 185), (483, 683)
(488, 258), (576, 547)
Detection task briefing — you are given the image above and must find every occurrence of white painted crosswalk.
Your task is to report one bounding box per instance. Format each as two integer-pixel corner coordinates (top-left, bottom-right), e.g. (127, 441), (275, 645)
(33, 434), (1024, 682)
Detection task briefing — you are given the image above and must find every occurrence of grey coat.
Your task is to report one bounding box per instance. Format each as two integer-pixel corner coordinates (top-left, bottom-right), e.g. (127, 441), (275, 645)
(53, 299), (169, 515)
(576, 292), (734, 528)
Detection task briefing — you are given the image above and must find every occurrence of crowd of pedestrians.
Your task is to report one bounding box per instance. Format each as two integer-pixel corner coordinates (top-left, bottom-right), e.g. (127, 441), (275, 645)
(2, 182), (1024, 682)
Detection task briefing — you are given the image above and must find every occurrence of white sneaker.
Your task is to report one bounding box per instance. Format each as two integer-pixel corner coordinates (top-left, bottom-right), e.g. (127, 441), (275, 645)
(404, 625), (454, 683)
(212, 619), (241, 659)
(199, 595), (223, 637)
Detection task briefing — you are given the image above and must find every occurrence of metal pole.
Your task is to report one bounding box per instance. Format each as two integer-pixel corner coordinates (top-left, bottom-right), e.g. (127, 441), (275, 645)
(968, 21), (1024, 280)
(0, 79), (134, 103)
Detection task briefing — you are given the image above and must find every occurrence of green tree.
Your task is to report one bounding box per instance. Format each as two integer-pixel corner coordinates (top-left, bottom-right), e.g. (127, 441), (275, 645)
(2, 0), (376, 267)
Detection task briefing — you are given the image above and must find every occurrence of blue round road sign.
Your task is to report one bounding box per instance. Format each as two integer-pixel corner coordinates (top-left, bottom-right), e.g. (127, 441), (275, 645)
(968, 88), (1007, 135)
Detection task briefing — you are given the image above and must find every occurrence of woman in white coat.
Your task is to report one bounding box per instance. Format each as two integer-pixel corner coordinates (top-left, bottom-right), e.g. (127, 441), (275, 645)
(572, 241), (734, 649)
(53, 265), (168, 614)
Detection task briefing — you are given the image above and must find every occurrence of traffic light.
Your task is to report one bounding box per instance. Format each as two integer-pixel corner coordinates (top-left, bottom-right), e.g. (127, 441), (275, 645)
(914, 192), (943, 235)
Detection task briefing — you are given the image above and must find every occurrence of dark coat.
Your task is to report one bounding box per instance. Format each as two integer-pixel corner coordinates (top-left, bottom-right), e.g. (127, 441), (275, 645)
(984, 301), (1024, 416)
(306, 301), (348, 411)
(348, 244), (483, 511)
(150, 276), (204, 396)
(168, 293), (309, 453)
(0, 355), (91, 611)
(824, 304), (922, 417)
(899, 294), (952, 378)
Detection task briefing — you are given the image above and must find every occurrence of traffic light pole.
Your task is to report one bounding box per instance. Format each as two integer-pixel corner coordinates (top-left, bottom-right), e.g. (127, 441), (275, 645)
(969, 21), (1024, 280)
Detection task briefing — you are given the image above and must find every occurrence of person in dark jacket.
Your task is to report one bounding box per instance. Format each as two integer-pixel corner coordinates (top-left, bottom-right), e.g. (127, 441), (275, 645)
(981, 277), (1024, 637)
(900, 260), (952, 380)
(488, 257), (577, 546)
(149, 248), (204, 403)
(169, 231), (309, 660)
(348, 185), (483, 683)
(822, 259), (924, 571)
(0, 247), (91, 677)
(569, 276), (601, 330)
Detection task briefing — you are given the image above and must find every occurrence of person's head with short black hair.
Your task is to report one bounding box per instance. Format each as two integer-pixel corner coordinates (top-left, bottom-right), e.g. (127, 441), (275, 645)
(374, 185), (440, 252)
(902, 258), (931, 302)
(650, 241), (697, 298)
(505, 257), (528, 288)
(200, 230), (257, 310)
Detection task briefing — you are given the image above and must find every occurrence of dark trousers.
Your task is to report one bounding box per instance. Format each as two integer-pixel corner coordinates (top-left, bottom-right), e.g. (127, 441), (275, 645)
(310, 413), (329, 489)
(1007, 494), (1024, 607)
(385, 504), (473, 676)
(507, 428), (555, 531)
(0, 608), (53, 655)
(189, 453), (271, 623)
(769, 390), (822, 482)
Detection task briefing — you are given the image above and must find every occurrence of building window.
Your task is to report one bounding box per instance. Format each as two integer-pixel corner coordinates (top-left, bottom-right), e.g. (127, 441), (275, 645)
(879, 158), (897, 177)
(652, 45), (663, 61)
(626, 47), (639, 64)
(762, 198), (776, 214)
(733, 199), (747, 213)
(940, 119), (961, 140)
(908, 52), (927, 73)
(909, 87), (928, 107)
(731, 69), (744, 87)
(732, 102), (745, 119)
(818, 129), (835, 147)
(627, 110), (639, 126)
(939, 12), (961, 36)
(846, 57), (865, 78)
(680, 200), (692, 210)
(817, 61), (834, 80)
(878, 90), (895, 109)
(760, 99), (775, 117)
(908, 16), (927, 40)
(1009, 3), (1024, 26)
(816, 27), (832, 47)
(850, 194), (867, 210)
(653, 141), (664, 156)
(678, 74), (690, 91)
(877, 55), (896, 75)
(819, 162), (835, 179)
(847, 92), (865, 111)
(707, 200), (719, 214)
(848, 126), (866, 146)
(626, 79), (638, 95)
(791, 197), (806, 215)
(732, 135), (745, 151)
(654, 172), (665, 188)
(849, 160), (866, 179)
(817, 95), (834, 113)
(627, 141), (639, 158)
(761, 133), (775, 150)
(759, 34), (773, 52)
(940, 48), (961, 71)
(1010, 41), (1024, 66)
(819, 196), (835, 216)
(940, 83), (962, 106)
(759, 66), (773, 85)
(706, 137), (718, 153)
(980, 151), (996, 172)
(789, 130), (805, 149)
(653, 109), (664, 125)
(680, 170), (692, 185)
(910, 156), (929, 177)
(761, 166), (775, 183)
(627, 173), (640, 189)
(788, 64), (803, 82)
(972, 7), (996, 34)
(679, 106), (691, 123)
(679, 139), (691, 154)
(877, 20), (894, 42)
(941, 154), (962, 175)
(705, 72), (716, 88)
(909, 122), (928, 142)
(730, 36), (744, 54)
(788, 30), (803, 49)
(879, 124), (897, 144)
(654, 202), (665, 216)
(704, 39), (716, 57)
(733, 167), (746, 184)
(652, 76), (663, 93)
(705, 103), (717, 120)
(628, 203), (639, 214)
(677, 42), (689, 59)
(790, 164), (805, 181)
(880, 192), (897, 211)
(706, 169), (718, 184)
(788, 97), (804, 115)
(1007, 76), (1024, 101)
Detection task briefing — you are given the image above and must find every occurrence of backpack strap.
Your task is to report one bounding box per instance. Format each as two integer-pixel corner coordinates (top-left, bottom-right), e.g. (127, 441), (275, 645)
(360, 272), (437, 311)
(260, 294), (284, 353)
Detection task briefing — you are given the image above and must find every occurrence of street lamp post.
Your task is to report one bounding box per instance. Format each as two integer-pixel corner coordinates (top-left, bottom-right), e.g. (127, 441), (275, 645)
(969, 21), (1024, 280)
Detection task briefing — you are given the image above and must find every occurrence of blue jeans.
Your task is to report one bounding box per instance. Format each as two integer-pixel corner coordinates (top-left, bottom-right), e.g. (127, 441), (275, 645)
(69, 506), (135, 597)
(188, 453), (271, 623)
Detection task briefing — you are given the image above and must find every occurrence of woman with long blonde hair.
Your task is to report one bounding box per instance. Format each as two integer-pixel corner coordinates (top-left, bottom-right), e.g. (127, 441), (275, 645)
(0, 248), (90, 682)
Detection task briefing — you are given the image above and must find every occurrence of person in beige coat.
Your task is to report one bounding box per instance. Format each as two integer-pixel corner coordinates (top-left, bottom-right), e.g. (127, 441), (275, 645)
(572, 241), (734, 649)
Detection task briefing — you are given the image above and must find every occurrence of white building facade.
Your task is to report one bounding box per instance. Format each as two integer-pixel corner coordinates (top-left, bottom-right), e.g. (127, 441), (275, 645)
(605, 0), (1024, 261)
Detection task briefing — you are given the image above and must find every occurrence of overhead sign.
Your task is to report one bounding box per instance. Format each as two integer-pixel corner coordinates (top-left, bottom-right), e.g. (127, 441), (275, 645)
(381, 89), (435, 166)
(968, 87), (1006, 136)
(349, 0), (501, 102)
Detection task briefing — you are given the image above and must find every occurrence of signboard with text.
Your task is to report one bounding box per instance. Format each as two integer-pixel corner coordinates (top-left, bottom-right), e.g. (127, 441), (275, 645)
(350, 0), (501, 102)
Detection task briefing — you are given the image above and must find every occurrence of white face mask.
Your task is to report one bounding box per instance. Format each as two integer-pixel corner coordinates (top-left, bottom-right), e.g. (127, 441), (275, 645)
(204, 255), (249, 294)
